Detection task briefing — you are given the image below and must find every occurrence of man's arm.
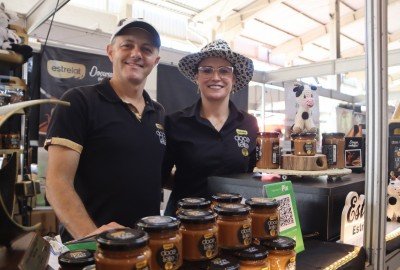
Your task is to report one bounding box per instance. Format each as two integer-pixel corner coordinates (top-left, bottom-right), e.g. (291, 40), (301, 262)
(46, 145), (122, 239)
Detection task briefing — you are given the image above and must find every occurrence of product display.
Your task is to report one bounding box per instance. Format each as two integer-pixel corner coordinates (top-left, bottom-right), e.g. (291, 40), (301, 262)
(95, 228), (151, 270)
(322, 133), (345, 169)
(256, 131), (280, 169)
(234, 244), (269, 270)
(214, 204), (252, 250)
(207, 256), (240, 270)
(211, 193), (242, 208)
(245, 197), (280, 240)
(293, 132), (317, 156)
(177, 197), (211, 213)
(137, 216), (182, 270)
(261, 236), (296, 270)
(58, 249), (95, 270)
(177, 209), (218, 261)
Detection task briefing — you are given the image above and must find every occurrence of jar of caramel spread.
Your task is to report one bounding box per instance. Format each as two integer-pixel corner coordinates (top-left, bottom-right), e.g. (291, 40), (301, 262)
(234, 244), (270, 270)
(95, 228), (151, 270)
(245, 197), (279, 240)
(261, 236), (296, 270)
(211, 193), (242, 208)
(322, 132), (345, 169)
(177, 197), (211, 213)
(58, 249), (95, 270)
(177, 209), (218, 261)
(136, 216), (182, 270)
(207, 256), (240, 270)
(290, 133), (299, 155)
(256, 132), (280, 169)
(214, 204), (252, 250)
(293, 132), (317, 156)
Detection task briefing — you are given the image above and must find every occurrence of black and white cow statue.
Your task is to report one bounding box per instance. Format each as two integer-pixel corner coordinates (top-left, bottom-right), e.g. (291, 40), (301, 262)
(292, 84), (317, 134)
(387, 178), (400, 222)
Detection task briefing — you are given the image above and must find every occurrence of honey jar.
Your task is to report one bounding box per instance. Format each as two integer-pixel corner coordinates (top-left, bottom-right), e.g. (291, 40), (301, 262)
(211, 193), (242, 209)
(137, 216), (182, 270)
(177, 197), (211, 213)
(293, 132), (316, 156)
(322, 133), (345, 169)
(261, 236), (296, 270)
(95, 228), (151, 270)
(214, 204), (252, 250)
(58, 249), (95, 270)
(245, 197), (279, 240)
(207, 256), (240, 270)
(177, 209), (218, 261)
(256, 132), (280, 169)
(234, 244), (270, 270)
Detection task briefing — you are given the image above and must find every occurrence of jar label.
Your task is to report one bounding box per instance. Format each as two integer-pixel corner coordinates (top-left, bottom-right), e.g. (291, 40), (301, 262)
(286, 256), (296, 270)
(238, 224), (252, 245)
(198, 233), (217, 258)
(264, 216), (279, 237)
(135, 260), (150, 270)
(156, 243), (179, 270)
(322, 144), (337, 165)
(303, 141), (314, 155)
(272, 142), (280, 164)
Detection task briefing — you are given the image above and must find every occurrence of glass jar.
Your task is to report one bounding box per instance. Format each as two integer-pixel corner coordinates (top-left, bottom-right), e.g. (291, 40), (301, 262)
(245, 197), (279, 240)
(214, 204), (252, 250)
(177, 197), (211, 214)
(58, 249), (95, 270)
(256, 132), (280, 169)
(207, 256), (240, 270)
(136, 216), (182, 270)
(261, 236), (296, 270)
(235, 244), (270, 270)
(322, 133), (345, 169)
(178, 209), (218, 261)
(95, 228), (151, 270)
(293, 132), (316, 156)
(211, 193), (242, 209)
(290, 133), (299, 155)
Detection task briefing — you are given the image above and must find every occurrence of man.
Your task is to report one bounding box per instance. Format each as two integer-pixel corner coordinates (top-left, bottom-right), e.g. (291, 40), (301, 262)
(45, 19), (165, 242)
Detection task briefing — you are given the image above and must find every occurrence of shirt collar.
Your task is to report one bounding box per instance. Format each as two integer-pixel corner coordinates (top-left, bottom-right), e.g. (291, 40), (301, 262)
(181, 99), (244, 121)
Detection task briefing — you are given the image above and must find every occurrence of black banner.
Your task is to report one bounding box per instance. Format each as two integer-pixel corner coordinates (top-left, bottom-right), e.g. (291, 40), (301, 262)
(39, 46), (112, 143)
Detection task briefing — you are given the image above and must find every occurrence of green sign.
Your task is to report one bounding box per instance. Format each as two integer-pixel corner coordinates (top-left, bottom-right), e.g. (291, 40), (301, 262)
(264, 181), (305, 253)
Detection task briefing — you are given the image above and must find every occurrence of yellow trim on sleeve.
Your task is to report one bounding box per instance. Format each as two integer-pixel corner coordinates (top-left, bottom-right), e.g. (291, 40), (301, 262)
(44, 137), (83, 154)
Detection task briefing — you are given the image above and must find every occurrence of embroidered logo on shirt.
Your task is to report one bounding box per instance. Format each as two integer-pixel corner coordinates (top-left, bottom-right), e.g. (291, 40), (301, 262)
(234, 135), (250, 157)
(155, 123), (166, 145)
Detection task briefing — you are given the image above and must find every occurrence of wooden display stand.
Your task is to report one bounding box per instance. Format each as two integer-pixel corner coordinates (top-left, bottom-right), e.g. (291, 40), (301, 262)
(281, 153), (328, 171)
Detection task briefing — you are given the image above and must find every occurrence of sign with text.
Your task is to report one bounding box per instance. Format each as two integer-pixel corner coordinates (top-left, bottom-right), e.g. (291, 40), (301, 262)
(340, 191), (365, 246)
(264, 181), (305, 253)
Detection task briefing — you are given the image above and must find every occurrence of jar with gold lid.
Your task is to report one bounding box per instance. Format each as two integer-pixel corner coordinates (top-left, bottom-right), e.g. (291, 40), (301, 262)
(59, 249), (94, 270)
(211, 193), (242, 209)
(235, 244), (270, 270)
(261, 236), (296, 270)
(177, 197), (211, 213)
(137, 216), (182, 270)
(95, 228), (151, 270)
(322, 132), (345, 169)
(214, 204), (252, 250)
(177, 209), (218, 261)
(256, 132), (280, 169)
(293, 132), (316, 156)
(245, 197), (279, 240)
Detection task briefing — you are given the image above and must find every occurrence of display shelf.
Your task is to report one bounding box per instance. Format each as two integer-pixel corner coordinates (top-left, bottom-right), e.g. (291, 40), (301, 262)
(254, 168), (352, 181)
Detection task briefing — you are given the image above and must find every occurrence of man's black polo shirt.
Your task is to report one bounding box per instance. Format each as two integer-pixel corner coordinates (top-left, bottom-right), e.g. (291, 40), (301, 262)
(163, 100), (259, 213)
(45, 78), (165, 240)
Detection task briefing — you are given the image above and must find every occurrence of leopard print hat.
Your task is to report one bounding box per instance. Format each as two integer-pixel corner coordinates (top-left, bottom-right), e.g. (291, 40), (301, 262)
(178, 39), (254, 93)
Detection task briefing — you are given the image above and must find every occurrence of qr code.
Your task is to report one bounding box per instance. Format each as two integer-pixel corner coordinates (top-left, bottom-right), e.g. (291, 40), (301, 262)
(275, 194), (296, 231)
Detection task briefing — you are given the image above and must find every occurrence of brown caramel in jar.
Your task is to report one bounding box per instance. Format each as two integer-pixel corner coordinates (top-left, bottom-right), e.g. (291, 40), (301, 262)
(235, 244), (270, 270)
(137, 216), (182, 270)
(256, 132), (280, 169)
(214, 204), (252, 250)
(246, 197), (279, 240)
(322, 133), (345, 169)
(261, 236), (296, 270)
(211, 193), (242, 209)
(177, 209), (218, 261)
(293, 132), (316, 156)
(95, 228), (151, 270)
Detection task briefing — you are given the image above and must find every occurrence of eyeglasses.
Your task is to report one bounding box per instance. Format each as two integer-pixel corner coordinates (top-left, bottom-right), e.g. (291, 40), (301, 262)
(198, 66), (234, 78)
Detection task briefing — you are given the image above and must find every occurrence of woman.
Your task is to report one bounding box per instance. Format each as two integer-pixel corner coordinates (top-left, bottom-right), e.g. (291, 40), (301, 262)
(163, 39), (259, 215)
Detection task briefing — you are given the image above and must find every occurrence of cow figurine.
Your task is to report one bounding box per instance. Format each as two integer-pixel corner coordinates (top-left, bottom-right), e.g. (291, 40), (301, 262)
(292, 84), (317, 134)
(387, 177), (400, 222)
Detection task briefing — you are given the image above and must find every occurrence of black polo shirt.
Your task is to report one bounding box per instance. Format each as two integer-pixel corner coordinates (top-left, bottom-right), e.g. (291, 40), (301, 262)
(45, 78), (165, 240)
(163, 100), (259, 213)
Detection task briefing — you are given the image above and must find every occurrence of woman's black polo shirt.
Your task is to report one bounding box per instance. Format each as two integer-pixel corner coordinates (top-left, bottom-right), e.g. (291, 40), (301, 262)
(45, 78), (166, 239)
(163, 99), (259, 212)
